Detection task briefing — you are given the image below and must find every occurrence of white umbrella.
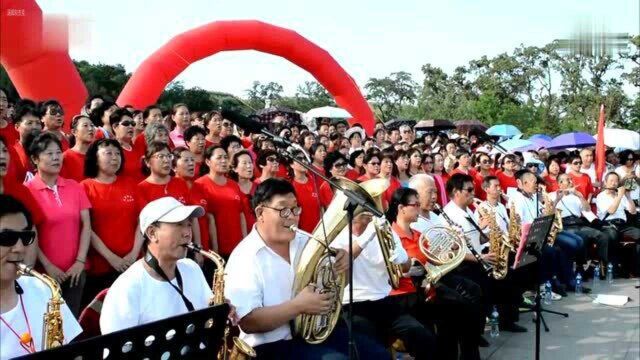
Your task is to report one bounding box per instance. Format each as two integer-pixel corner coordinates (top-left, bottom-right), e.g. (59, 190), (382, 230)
(305, 106), (351, 119)
(593, 128), (640, 150)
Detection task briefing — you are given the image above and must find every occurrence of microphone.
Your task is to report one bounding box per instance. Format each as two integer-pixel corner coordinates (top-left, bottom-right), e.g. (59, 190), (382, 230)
(221, 110), (310, 161)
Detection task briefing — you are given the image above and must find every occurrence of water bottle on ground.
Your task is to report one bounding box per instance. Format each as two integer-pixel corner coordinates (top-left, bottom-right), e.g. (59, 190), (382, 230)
(544, 281), (552, 305)
(575, 273), (582, 295)
(606, 263), (614, 284)
(489, 306), (500, 338)
(593, 265), (601, 292)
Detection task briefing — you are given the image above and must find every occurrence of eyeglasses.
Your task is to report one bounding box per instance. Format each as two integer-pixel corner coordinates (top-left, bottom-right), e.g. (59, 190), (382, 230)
(333, 162), (347, 168)
(153, 153), (174, 161)
(120, 121), (136, 127)
(266, 156), (278, 163)
(229, 143), (242, 150)
(262, 205), (302, 218)
(47, 108), (64, 116)
(368, 161), (380, 166)
(462, 187), (474, 193)
(222, 122), (232, 127)
(0, 230), (36, 247)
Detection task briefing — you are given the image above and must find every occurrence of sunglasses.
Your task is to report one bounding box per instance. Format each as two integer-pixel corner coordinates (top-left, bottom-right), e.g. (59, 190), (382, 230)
(0, 230), (36, 247)
(368, 162), (380, 166)
(120, 121), (136, 127)
(48, 108), (64, 116)
(266, 156), (279, 163)
(572, 161), (582, 165)
(334, 162), (347, 168)
(462, 187), (474, 193)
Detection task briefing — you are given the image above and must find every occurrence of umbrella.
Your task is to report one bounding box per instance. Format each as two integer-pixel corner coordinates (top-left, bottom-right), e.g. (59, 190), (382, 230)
(486, 124), (522, 138)
(529, 134), (553, 142)
(384, 118), (416, 131)
(547, 132), (596, 150)
(306, 106), (351, 119)
(454, 119), (487, 134)
(255, 105), (301, 124)
(414, 119), (456, 131)
(497, 138), (533, 152)
(515, 138), (551, 152)
(593, 128), (640, 150)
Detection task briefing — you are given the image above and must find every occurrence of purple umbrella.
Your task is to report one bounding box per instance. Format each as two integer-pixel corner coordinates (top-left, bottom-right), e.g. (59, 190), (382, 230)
(547, 132), (596, 150)
(529, 134), (553, 142)
(515, 138), (551, 152)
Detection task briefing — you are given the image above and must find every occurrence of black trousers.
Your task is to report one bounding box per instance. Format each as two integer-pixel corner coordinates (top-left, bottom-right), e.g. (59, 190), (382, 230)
(342, 296), (437, 360)
(600, 223), (640, 273)
(563, 224), (612, 263)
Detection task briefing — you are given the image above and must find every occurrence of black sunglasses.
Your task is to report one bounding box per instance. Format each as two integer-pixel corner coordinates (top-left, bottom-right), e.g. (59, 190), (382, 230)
(119, 120), (136, 127)
(0, 230), (36, 247)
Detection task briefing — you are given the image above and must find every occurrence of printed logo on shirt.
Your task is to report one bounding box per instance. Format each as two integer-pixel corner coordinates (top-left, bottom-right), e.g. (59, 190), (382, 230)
(312, 192), (318, 198)
(199, 199), (208, 206)
(122, 195), (135, 203)
(234, 195), (240, 201)
(177, 196), (186, 204)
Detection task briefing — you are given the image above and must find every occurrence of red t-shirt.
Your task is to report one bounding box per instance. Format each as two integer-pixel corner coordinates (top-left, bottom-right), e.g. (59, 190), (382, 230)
(5, 144), (26, 183)
(190, 182), (211, 252)
(82, 177), (139, 275)
(136, 177), (192, 208)
(2, 179), (45, 226)
(472, 170), (494, 201)
(194, 176), (248, 256)
(319, 181), (334, 209)
(292, 178), (322, 233)
(544, 175), (559, 193)
(496, 170), (518, 193)
(12, 142), (31, 174)
(121, 146), (145, 183)
(60, 149), (86, 183)
(449, 167), (475, 177)
(345, 169), (360, 181)
(0, 124), (19, 147)
(383, 176), (403, 209)
(568, 172), (593, 199)
(240, 182), (258, 232)
(390, 222), (425, 296)
(356, 174), (372, 183)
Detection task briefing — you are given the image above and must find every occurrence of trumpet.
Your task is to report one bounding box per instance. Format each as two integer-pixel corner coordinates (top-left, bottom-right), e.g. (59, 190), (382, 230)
(433, 204), (493, 274)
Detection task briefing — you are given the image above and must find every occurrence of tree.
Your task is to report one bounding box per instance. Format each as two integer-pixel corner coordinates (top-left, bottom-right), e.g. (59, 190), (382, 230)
(74, 60), (130, 100)
(365, 71), (418, 122)
(245, 81), (284, 109)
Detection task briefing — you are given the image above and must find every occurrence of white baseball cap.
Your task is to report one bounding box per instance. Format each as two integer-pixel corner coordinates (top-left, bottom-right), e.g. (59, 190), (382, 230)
(139, 197), (205, 235)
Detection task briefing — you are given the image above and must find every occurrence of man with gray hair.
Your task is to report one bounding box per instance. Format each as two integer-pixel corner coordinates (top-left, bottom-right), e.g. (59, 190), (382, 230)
(408, 174), (443, 233)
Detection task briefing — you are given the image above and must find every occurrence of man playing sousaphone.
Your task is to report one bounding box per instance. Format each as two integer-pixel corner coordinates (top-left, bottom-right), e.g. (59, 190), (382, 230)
(224, 178), (388, 359)
(0, 195), (82, 359)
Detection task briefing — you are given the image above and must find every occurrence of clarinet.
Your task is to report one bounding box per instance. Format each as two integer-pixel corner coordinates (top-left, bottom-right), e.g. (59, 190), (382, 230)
(434, 204), (493, 274)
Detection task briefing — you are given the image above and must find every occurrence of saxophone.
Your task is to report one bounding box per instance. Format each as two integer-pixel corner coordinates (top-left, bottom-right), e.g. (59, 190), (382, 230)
(16, 263), (64, 350)
(183, 244), (256, 360)
(477, 203), (512, 280)
(507, 201), (522, 250)
(541, 189), (562, 246)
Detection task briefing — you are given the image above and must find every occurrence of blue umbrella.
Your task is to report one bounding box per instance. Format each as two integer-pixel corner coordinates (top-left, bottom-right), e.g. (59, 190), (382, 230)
(486, 124), (522, 138)
(529, 134), (553, 142)
(497, 138), (533, 151)
(548, 132), (596, 150)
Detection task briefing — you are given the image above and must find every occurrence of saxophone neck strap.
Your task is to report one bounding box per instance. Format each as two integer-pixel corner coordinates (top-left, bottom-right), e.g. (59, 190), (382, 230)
(144, 251), (194, 311)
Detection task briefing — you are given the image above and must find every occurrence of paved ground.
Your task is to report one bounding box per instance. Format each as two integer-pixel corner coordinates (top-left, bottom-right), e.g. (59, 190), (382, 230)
(480, 278), (640, 360)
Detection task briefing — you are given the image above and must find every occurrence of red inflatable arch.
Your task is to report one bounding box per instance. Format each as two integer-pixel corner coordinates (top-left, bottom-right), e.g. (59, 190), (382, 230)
(0, 0), (88, 131)
(117, 20), (375, 134)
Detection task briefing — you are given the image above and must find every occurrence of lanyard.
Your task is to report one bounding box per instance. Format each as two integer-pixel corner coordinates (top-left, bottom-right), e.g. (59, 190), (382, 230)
(0, 292), (36, 354)
(144, 251), (194, 312)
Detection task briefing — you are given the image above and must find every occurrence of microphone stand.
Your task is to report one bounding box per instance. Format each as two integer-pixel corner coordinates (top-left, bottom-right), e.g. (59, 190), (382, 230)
(272, 138), (382, 360)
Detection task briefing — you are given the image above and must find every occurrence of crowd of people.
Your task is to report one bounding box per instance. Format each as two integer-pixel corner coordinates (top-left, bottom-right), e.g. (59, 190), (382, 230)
(0, 86), (639, 359)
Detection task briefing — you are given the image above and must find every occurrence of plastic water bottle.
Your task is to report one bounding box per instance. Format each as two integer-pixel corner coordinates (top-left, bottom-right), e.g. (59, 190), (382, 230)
(489, 306), (500, 338)
(544, 281), (552, 305)
(575, 273), (582, 295)
(607, 263), (614, 284)
(593, 265), (601, 292)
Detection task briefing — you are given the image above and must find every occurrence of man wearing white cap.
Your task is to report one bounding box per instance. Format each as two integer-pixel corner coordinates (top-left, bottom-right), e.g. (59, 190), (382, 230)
(100, 197), (213, 334)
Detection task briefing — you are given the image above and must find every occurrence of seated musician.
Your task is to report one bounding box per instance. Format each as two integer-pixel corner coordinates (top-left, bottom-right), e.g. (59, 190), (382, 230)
(224, 178), (388, 359)
(100, 197), (215, 334)
(442, 174), (527, 333)
(1, 195), (82, 358)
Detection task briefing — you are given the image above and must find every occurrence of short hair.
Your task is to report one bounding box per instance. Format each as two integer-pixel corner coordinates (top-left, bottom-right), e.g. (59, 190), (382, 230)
(203, 110), (221, 127)
(37, 99), (62, 118)
(567, 153), (581, 163)
(407, 173), (435, 190)
(481, 175), (499, 190)
(515, 169), (535, 181)
(70, 115), (91, 130)
(143, 105), (161, 120)
(323, 151), (348, 178)
(85, 94), (104, 109)
(89, 100), (116, 127)
(604, 171), (619, 182)
(171, 103), (189, 115)
(228, 150), (253, 182)
(310, 143), (326, 158)
(171, 146), (191, 169)
(619, 149), (636, 163)
(252, 178), (297, 209)
(546, 155), (561, 169)
(446, 173), (474, 197)
(386, 187), (419, 223)
(349, 149), (364, 167)
(109, 108), (132, 127)
(84, 139), (125, 178)
(257, 149), (279, 168)
(363, 148), (381, 165)
(144, 122), (169, 144)
(500, 154), (517, 169)
(184, 126), (207, 143)
(455, 149), (470, 159)
(0, 195), (33, 229)
(142, 141), (172, 175)
(220, 135), (242, 152)
(27, 132), (62, 162)
(12, 100), (40, 125)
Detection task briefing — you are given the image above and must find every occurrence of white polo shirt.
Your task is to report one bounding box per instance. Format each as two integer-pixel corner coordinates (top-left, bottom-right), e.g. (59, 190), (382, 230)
(224, 227), (308, 347)
(100, 259), (212, 334)
(508, 190), (542, 225)
(1, 276), (82, 360)
(596, 191), (630, 221)
(410, 211), (443, 233)
(441, 202), (487, 254)
(549, 192), (583, 218)
(473, 201), (509, 233)
(332, 220), (408, 303)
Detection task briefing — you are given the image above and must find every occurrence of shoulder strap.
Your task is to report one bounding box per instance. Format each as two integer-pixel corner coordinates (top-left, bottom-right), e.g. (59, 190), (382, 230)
(144, 251), (194, 311)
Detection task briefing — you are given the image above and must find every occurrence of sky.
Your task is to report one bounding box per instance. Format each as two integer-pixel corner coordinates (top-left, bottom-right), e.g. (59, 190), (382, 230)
(39, 0), (639, 97)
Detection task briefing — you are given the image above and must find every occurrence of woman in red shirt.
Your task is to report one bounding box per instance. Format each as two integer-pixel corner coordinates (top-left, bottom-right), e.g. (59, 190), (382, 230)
(380, 151), (402, 209)
(90, 101), (118, 140)
(357, 149), (381, 182)
(38, 100), (70, 151)
(394, 150), (411, 185)
(407, 148), (425, 177)
(346, 149), (364, 180)
(432, 153), (449, 207)
(204, 111), (223, 147)
(111, 109), (144, 182)
(255, 149), (280, 185)
(473, 152), (495, 201)
(318, 151), (349, 209)
(496, 154), (518, 195)
(184, 126), (207, 177)
(229, 150), (257, 231)
(288, 150), (322, 233)
(544, 157), (562, 193)
(194, 146), (248, 257)
(12, 100), (42, 176)
(310, 143), (328, 181)
(80, 138), (142, 304)
(173, 147), (196, 187)
(61, 115), (95, 183)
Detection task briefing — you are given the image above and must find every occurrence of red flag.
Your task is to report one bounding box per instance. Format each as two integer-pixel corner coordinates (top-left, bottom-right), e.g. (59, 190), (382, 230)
(595, 104), (606, 181)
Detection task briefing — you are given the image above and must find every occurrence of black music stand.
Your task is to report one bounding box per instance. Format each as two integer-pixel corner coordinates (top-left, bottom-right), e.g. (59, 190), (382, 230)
(15, 304), (229, 360)
(514, 215), (569, 360)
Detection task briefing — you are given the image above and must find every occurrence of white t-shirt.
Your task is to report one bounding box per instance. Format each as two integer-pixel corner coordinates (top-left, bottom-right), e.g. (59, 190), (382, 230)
(508, 190), (542, 225)
(441, 202), (487, 254)
(473, 201), (509, 234)
(596, 191), (630, 221)
(550, 192), (583, 218)
(410, 211), (443, 233)
(224, 227), (308, 348)
(100, 259), (212, 334)
(333, 221), (408, 303)
(0, 276), (82, 360)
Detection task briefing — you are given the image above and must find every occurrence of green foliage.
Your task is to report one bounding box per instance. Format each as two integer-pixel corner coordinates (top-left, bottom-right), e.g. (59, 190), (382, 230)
(74, 60), (130, 100)
(365, 71), (418, 122)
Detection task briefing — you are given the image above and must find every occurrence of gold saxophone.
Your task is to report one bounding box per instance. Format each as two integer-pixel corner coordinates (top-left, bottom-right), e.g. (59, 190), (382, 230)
(16, 263), (64, 350)
(508, 201), (522, 250)
(477, 203), (513, 280)
(183, 244), (256, 360)
(541, 189), (562, 246)
(291, 177), (399, 344)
